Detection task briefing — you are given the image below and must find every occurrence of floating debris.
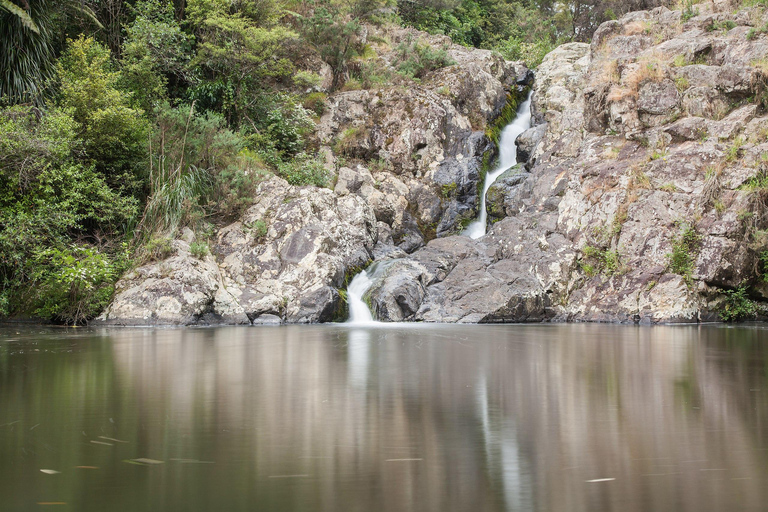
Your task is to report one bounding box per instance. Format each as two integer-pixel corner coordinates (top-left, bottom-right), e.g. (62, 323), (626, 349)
(586, 478), (615, 483)
(39, 469), (60, 475)
(90, 440), (113, 446)
(125, 458), (164, 465)
(98, 436), (128, 444)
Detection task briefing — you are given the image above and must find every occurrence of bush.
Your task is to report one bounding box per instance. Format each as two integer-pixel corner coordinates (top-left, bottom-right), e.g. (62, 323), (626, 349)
(581, 245), (622, 276)
(189, 241), (210, 259)
(31, 246), (124, 325)
(277, 152), (331, 187)
(120, 0), (195, 112)
(57, 36), (149, 196)
(394, 35), (455, 79)
(719, 286), (756, 322)
(667, 223), (701, 283)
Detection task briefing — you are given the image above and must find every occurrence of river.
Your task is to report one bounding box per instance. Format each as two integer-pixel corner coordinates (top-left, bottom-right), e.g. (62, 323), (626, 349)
(1, 324), (768, 511)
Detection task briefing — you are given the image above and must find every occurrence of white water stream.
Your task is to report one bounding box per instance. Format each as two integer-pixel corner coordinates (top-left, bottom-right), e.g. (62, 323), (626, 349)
(464, 92), (533, 239)
(346, 261), (394, 324)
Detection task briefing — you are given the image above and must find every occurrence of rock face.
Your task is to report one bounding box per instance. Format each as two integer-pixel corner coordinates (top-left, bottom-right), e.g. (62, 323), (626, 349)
(99, 177), (376, 325)
(365, 2), (768, 324)
(102, 4), (768, 325)
(100, 27), (526, 326)
(317, 27), (529, 246)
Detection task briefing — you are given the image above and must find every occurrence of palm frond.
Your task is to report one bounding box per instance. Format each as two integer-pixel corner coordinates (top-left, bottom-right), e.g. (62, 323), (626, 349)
(0, 0), (39, 33)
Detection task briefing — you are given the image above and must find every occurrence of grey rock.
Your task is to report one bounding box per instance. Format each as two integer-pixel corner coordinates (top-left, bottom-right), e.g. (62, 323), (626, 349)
(367, 260), (430, 321)
(516, 123), (547, 164)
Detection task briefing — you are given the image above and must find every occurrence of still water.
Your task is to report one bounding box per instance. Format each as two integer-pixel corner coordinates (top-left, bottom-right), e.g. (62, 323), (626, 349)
(1, 324), (768, 511)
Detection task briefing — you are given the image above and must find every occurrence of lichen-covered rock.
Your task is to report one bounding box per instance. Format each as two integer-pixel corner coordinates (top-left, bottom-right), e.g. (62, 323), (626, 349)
(367, 4), (768, 324)
(316, 26), (528, 242)
(99, 176), (377, 325)
(99, 238), (250, 326)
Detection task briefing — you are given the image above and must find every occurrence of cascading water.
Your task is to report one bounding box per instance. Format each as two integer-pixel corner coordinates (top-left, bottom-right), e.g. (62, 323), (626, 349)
(464, 91), (533, 239)
(346, 261), (394, 324)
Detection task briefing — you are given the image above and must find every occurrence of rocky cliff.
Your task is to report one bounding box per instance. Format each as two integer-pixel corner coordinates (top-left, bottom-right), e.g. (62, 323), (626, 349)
(100, 2), (768, 325)
(98, 26), (530, 325)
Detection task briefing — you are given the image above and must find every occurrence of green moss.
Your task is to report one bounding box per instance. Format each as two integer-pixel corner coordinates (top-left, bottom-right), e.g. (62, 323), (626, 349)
(485, 86), (530, 146)
(331, 288), (350, 322)
(441, 182), (458, 198)
(343, 261), (372, 287)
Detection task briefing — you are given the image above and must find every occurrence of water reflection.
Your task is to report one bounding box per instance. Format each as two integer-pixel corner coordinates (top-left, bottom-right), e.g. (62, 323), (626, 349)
(1, 324), (768, 511)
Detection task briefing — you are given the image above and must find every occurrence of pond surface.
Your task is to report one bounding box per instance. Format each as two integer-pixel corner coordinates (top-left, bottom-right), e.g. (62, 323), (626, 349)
(1, 324), (768, 511)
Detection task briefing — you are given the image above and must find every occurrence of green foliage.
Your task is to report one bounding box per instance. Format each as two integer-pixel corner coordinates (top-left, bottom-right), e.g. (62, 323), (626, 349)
(0, 104), (135, 322)
(581, 245), (622, 276)
(719, 286), (756, 322)
(681, 0), (698, 22)
(277, 152), (331, 187)
(0, 0), (55, 103)
(188, 8), (296, 124)
(393, 35), (455, 79)
(667, 223), (701, 283)
(31, 245), (124, 324)
(300, 4), (362, 91)
(120, 0), (195, 112)
(249, 219), (268, 238)
(303, 92), (328, 116)
(441, 182), (458, 198)
(140, 236), (175, 262)
(190, 241), (210, 259)
(706, 19), (736, 32)
(725, 136), (745, 162)
(58, 36), (149, 195)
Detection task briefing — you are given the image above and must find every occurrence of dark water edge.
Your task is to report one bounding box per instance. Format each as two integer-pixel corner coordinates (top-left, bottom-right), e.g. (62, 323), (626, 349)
(1, 324), (768, 512)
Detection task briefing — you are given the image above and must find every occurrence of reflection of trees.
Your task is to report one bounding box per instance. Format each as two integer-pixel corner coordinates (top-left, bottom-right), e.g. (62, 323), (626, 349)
(2, 325), (768, 511)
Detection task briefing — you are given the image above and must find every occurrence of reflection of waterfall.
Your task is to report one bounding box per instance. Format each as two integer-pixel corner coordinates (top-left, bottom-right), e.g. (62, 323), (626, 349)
(346, 261), (395, 324)
(464, 92), (533, 239)
(476, 373), (532, 512)
(348, 329), (371, 388)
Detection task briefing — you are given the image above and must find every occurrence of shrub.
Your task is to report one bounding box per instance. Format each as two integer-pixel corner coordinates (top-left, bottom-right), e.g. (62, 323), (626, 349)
(719, 286), (756, 322)
(681, 0), (699, 22)
(31, 246), (124, 325)
(57, 36), (149, 196)
(394, 35), (455, 80)
(250, 219), (268, 238)
(667, 223), (700, 283)
(189, 241), (210, 259)
(277, 152), (331, 187)
(120, 0), (195, 112)
(581, 245), (622, 276)
(303, 92), (328, 116)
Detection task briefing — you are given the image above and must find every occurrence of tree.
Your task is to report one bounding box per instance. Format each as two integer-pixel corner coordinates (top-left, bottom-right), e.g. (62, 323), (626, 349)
(0, 0), (101, 104)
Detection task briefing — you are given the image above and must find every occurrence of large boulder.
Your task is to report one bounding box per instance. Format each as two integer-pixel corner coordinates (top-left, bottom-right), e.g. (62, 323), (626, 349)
(100, 177), (377, 325)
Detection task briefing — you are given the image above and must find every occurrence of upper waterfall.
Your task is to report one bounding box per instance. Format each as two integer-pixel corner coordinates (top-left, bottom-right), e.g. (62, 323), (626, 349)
(464, 92), (533, 239)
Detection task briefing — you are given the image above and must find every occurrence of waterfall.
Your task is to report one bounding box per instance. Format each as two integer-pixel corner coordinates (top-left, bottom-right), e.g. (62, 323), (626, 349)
(346, 261), (393, 324)
(464, 91), (534, 239)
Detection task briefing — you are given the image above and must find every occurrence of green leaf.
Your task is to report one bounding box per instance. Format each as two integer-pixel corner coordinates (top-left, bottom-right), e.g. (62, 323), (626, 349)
(0, 0), (39, 33)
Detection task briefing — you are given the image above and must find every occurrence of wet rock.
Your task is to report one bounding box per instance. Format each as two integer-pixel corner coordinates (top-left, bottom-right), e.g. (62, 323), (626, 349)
(485, 166), (529, 222)
(516, 123), (547, 165)
(367, 260), (430, 321)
